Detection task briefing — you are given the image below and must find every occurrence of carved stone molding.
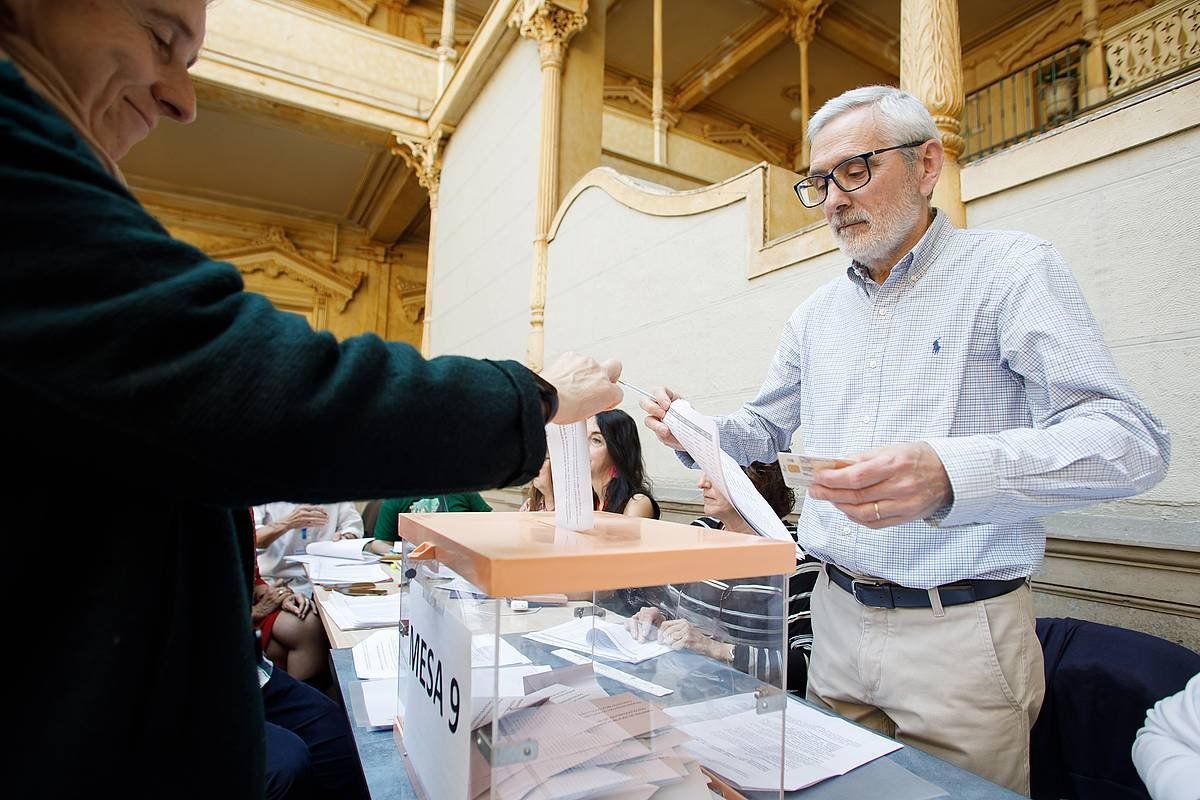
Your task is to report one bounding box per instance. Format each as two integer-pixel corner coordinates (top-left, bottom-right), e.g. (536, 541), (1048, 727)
(1105, 0), (1200, 95)
(212, 227), (363, 326)
(901, 0), (965, 161)
(509, 0), (588, 66)
(603, 79), (680, 127)
(333, 0), (377, 23)
(391, 129), (445, 196)
(702, 123), (785, 165)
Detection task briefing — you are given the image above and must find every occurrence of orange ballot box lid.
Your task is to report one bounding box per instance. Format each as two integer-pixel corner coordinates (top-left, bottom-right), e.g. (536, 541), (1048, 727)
(396, 511), (796, 597)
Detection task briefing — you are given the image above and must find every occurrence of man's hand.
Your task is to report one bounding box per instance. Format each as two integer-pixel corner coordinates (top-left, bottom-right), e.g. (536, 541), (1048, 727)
(639, 386), (683, 450)
(807, 442), (952, 528)
(624, 607), (665, 642)
(281, 505), (329, 530)
(282, 593), (313, 620)
(540, 352), (623, 424)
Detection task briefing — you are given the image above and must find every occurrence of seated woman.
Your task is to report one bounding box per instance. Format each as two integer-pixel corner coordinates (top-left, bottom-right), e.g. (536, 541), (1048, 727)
(251, 554), (331, 685)
(366, 492), (491, 555)
(625, 462), (821, 692)
(589, 409), (660, 518)
(519, 456), (554, 511)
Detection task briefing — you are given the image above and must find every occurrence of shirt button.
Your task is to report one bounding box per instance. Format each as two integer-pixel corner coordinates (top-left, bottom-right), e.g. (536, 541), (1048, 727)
(877, 308), (888, 316)
(861, 414), (871, 424)
(868, 359), (879, 368)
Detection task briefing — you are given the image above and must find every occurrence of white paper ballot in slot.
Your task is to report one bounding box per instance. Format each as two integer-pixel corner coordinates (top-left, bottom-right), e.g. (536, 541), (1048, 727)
(546, 422), (594, 532)
(665, 399), (799, 557)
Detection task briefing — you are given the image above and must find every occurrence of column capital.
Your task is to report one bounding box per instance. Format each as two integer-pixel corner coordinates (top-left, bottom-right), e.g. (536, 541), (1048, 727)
(509, 0), (589, 67)
(391, 129), (446, 196)
(781, 0), (832, 45)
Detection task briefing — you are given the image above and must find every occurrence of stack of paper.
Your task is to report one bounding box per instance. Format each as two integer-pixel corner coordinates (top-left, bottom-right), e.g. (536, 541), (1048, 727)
(470, 680), (702, 800)
(320, 591), (402, 630)
(289, 555), (389, 585)
(525, 618), (671, 665)
(355, 630), (538, 682)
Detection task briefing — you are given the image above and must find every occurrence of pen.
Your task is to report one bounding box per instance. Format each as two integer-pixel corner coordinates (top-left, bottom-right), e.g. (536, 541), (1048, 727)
(617, 379), (656, 401)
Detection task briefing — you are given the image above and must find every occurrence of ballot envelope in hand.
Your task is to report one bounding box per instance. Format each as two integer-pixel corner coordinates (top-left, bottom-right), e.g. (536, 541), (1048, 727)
(777, 452), (853, 488)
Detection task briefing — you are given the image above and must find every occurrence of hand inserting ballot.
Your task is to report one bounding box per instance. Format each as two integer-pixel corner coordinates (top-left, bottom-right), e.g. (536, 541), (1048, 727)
(539, 352), (624, 424)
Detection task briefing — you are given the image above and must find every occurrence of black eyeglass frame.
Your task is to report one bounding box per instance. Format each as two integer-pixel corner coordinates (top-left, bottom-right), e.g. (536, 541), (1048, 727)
(793, 140), (929, 208)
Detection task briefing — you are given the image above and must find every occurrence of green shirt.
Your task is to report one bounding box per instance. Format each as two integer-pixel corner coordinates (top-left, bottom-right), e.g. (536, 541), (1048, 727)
(373, 492), (492, 541)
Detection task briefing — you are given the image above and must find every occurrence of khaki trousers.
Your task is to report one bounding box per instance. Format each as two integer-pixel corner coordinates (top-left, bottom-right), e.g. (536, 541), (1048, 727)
(806, 568), (1045, 796)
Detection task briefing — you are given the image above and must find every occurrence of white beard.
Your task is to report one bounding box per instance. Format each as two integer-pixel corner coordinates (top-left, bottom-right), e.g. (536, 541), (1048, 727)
(829, 186), (928, 270)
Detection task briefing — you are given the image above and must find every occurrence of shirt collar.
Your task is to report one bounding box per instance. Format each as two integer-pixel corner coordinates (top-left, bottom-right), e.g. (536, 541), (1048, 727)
(844, 208), (954, 291)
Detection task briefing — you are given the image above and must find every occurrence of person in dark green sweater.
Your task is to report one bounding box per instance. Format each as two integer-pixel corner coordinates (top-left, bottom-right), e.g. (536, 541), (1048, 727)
(0, 2), (622, 797)
(367, 493), (492, 554)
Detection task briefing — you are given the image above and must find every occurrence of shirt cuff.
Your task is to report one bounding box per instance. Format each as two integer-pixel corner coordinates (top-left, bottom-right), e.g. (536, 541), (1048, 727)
(923, 437), (998, 527)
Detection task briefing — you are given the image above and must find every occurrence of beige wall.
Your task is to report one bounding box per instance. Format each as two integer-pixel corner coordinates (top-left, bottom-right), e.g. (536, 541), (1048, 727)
(964, 110), (1199, 512)
(428, 39), (543, 360)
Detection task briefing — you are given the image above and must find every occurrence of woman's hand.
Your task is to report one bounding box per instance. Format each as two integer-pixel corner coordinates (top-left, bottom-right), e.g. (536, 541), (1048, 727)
(282, 593), (313, 620)
(658, 618), (733, 661)
(250, 584), (288, 623)
(624, 607), (665, 642)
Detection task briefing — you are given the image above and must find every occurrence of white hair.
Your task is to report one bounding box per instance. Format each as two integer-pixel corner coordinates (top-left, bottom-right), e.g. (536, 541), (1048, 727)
(807, 86), (938, 162)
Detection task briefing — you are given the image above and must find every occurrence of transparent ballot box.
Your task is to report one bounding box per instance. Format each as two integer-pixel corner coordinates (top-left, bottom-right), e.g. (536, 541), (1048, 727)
(393, 511), (796, 800)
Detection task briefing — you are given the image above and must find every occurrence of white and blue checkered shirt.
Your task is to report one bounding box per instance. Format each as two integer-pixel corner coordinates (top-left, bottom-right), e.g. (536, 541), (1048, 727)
(708, 210), (1170, 588)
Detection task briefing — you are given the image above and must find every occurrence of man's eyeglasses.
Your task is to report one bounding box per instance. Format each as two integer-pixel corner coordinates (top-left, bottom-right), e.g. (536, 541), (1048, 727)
(793, 141), (928, 208)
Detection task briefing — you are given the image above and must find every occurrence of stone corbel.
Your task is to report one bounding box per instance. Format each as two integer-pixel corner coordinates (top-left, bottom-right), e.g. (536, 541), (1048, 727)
(213, 226), (362, 315)
(391, 129), (446, 198)
(394, 279), (427, 324)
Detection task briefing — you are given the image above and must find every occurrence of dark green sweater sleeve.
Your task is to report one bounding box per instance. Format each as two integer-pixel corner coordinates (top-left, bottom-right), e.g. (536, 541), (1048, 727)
(0, 64), (546, 506)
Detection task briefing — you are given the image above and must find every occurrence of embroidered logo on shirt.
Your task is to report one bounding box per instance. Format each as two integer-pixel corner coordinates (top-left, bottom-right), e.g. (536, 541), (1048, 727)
(932, 338), (941, 354)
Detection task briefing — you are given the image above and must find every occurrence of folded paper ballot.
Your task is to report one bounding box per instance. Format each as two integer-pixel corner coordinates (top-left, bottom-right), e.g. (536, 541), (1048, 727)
(305, 539), (377, 561)
(524, 618), (671, 665)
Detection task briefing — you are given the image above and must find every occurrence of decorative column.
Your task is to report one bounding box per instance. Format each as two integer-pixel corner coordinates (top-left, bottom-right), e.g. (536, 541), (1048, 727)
(1081, 0), (1108, 106)
(392, 131), (445, 357)
(436, 0), (458, 95)
(783, 1), (830, 171)
(510, 0), (588, 372)
(900, 0), (966, 227)
(651, 0), (666, 164)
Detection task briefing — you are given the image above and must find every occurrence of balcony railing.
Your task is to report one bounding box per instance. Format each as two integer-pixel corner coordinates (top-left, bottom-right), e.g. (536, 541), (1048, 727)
(1104, 0), (1200, 95)
(963, 0), (1200, 162)
(963, 41), (1095, 162)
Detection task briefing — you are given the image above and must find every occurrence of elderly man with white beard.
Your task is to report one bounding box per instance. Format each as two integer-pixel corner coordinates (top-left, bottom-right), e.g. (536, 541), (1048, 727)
(641, 85), (1170, 795)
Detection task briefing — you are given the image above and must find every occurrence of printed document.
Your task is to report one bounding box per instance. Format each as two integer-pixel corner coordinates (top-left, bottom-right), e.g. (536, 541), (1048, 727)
(352, 628), (401, 679)
(546, 422), (595, 531)
(668, 693), (901, 792)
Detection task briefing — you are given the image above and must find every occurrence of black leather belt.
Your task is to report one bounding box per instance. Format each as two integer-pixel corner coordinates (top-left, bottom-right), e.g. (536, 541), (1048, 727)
(825, 563), (1025, 609)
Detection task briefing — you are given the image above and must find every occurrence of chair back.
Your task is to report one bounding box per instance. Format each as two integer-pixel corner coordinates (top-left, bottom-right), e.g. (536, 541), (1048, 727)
(1031, 617), (1200, 800)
